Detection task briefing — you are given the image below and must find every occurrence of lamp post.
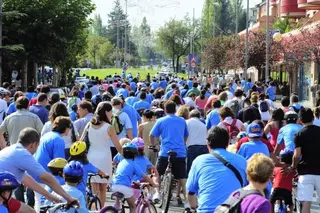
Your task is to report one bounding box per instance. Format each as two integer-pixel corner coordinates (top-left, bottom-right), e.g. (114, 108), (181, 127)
(124, 0), (128, 65)
(265, 0), (270, 80)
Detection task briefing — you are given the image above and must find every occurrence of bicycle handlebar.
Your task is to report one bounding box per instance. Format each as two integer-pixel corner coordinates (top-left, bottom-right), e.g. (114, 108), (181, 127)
(148, 146), (159, 152)
(88, 173), (109, 180)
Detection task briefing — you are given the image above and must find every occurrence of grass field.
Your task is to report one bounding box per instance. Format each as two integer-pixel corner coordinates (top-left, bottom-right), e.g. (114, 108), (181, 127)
(79, 68), (187, 80)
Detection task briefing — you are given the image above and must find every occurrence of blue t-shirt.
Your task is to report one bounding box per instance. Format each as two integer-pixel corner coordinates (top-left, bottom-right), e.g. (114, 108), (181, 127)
(277, 123), (303, 151)
(0, 143), (46, 182)
(33, 132), (65, 183)
(187, 80), (193, 89)
(113, 159), (145, 187)
(164, 90), (174, 100)
(125, 97), (139, 106)
(122, 104), (141, 138)
(186, 149), (247, 213)
(52, 185), (88, 213)
(29, 105), (49, 124)
(150, 114), (189, 158)
(237, 140), (270, 160)
(77, 162), (98, 196)
(91, 94), (102, 105)
(266, 86), (276, 101)
(150, 82), (159, 90)
(26, 92), (37, 101)
(130, 82), (137, 91)
(0, 205), (8, 213)
(69, 111), (77, 122)
(133, 156), (152, 182)
(6, 102), (16, 115)
(146, 94), (154, 103)
(133, 100), (151, 111)
(206, 109), (220, 129)
(180, 89), (188, 98)
(113, 153), (124, 164)
(160, 80), (167, 89)
(117, 88), (129, 98)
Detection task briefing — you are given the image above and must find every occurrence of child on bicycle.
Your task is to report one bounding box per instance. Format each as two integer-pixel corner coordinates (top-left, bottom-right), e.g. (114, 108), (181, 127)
(51, 160), (88, 213)
(270, 150), (295, 213)
(113, 138), (131, 165)
(69, 141), (109, 196)
(42, 158), (67, 204)
(112, 143), (157, 213)
(131, 137), (160, 201)
(0, 172), (20, 213)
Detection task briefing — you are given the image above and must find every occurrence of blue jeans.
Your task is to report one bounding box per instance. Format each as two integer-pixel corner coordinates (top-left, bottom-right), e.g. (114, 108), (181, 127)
(187, 145), (209, 174)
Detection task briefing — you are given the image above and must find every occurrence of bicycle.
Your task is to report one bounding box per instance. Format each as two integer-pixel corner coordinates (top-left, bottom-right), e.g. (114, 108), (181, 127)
(293, 181), (301, 213)
(86, 173), (109, 211)
(100, 182), (157, 213)
(159, 150), (178, 213)
(40, 201), (79, 213)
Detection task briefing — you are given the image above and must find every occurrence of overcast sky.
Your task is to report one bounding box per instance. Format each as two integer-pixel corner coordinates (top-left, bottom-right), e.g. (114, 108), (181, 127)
(92, 0), (260, 30)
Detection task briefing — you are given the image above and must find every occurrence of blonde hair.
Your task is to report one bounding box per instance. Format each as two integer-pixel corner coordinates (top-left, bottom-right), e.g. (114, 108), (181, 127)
(119, 138), (131, 147)
(247, 154), (274, 184)
(176, 105), (190, 120)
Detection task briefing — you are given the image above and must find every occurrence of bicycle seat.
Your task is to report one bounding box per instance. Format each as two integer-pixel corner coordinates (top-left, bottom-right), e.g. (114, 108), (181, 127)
(111, 192), (125, 200)
(167, 151), (177, 157)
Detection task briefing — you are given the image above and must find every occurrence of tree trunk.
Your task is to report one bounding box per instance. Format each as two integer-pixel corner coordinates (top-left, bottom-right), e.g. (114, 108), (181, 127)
(172, 56), (175, 72)
(176, 56), (180, 73)
(52, 66), (58, 87)
(22, 60), (28, 91)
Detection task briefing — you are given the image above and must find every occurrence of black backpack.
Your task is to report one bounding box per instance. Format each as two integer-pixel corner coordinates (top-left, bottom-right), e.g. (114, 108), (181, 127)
(229, 100), (241, 115)
(214, 189), (262, 213)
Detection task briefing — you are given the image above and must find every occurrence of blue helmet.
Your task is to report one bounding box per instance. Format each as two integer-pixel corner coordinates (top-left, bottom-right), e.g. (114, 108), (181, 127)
(123, 143), (138, 155)
(63, 161), (84, 177)
(236, 131), (247, 139)
(0, 172), (19, 191)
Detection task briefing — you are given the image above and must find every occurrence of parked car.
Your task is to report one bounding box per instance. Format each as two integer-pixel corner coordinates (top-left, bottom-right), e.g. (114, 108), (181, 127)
(75, 77), (89, 84)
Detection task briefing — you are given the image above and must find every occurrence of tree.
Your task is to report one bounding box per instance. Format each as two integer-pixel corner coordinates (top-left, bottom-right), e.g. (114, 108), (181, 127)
(282, 24), (320, 81)
(86, 35), (113, 68)
(156, 17), (201, 72)
(91, 14), (108, 37)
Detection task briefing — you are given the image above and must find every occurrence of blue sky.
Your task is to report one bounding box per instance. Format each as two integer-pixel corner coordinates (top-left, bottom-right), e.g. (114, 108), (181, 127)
(92, 0), (260, 30)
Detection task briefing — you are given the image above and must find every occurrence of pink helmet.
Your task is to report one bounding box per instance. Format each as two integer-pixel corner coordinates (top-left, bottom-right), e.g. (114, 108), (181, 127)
(132, 137), (145, 149)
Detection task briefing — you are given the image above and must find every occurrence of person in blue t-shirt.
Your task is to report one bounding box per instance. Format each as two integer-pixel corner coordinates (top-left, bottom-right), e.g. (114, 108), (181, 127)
(51, 161), (88, 213)
(187, 127), (247, 212)
(237, 122), (270, 160)
(125, 91), (139, 107)
(275, 111), (302, 155)
(150, 101), (189, 209)
(121, 98), (142, 138)
(25, 86), (37, 101)
(130, 79), (137, 92)
(69, 104), (78, 122)
(266, 81), (276, 101)
(6, 91), (24, 115)
(29, 93), (49, 124)
(133, 92), (151, 113)
(206, 99), (221, 130)
(112, 143), (156, 213)
(159, 78), (167, 89)
(116, 83), (129, 98)
(68, 142), (109, 197)
(150, 79), (159, 90)
(289, 94), (304, 113)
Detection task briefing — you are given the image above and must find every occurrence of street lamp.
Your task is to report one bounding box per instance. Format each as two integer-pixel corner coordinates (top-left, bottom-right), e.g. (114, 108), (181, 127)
(265, 0), (270, 80)
(244, 0), (249, 82)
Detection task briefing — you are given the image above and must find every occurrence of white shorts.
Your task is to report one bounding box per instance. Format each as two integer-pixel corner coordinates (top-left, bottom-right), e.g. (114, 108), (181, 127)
(112, 184), (133, 199)
(297, 175), (320, 202)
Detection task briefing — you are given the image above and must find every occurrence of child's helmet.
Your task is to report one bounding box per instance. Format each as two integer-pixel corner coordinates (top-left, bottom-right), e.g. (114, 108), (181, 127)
(284, 111), (298, 122)
(0, 172), (19, 191)
(123, 143), (138, 155)
(63, 160), (84, 177)
(70, 141), (87, 156)
(48, 158), (68, 169)
(236, 131), (247, 140)
(131, 137), (145, 150)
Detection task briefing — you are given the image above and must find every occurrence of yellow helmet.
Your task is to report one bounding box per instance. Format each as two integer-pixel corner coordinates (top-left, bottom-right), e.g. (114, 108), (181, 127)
(47, 158), (67, 169)
(70, 141), (87, 156)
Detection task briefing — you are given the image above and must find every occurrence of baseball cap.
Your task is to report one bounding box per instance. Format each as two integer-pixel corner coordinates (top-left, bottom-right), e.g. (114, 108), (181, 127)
(99, 86), (105, 91)
(247, 123), (263, 138)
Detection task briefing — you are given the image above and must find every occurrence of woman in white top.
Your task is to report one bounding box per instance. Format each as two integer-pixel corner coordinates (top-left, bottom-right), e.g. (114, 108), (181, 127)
(85, 101), (122, 206)
(41, 102), (79, 157)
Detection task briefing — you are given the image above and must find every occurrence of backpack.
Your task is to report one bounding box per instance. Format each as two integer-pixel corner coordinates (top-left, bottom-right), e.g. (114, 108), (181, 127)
(68, 97), (77, 109)
(229, 100), (241, 115)
(214, 189), (262, 213)
(222, 120), (240, 143)
(111, 110), (124, 135)
(259, 100), (269, 112)
(95, 94), (102, 106)
(290, 105), (304, 113)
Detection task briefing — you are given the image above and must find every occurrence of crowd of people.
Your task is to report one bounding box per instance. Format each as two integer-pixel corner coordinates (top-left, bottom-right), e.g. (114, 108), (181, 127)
(0, 71), (319, 213)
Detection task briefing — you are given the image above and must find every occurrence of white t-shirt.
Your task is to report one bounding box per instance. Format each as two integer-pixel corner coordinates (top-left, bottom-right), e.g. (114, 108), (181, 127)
(186, 118), (207, 147)
(0, 99), (8, 125)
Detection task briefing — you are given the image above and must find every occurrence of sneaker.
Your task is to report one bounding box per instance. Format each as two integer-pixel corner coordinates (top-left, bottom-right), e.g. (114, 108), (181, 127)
(184, 202), (191, 210)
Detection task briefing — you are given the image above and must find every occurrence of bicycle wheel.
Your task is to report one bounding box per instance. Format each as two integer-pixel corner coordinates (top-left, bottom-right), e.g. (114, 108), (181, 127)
(161, 173), (172, 213)
(294, 198), (301, 213)
(88, 197), (101, 211)
(99, 206), (118, 213)
(139, 203), (158, 213)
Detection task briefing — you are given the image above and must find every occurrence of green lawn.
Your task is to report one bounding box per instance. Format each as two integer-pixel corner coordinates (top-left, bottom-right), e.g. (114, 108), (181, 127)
(79, 68), (187, 80)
